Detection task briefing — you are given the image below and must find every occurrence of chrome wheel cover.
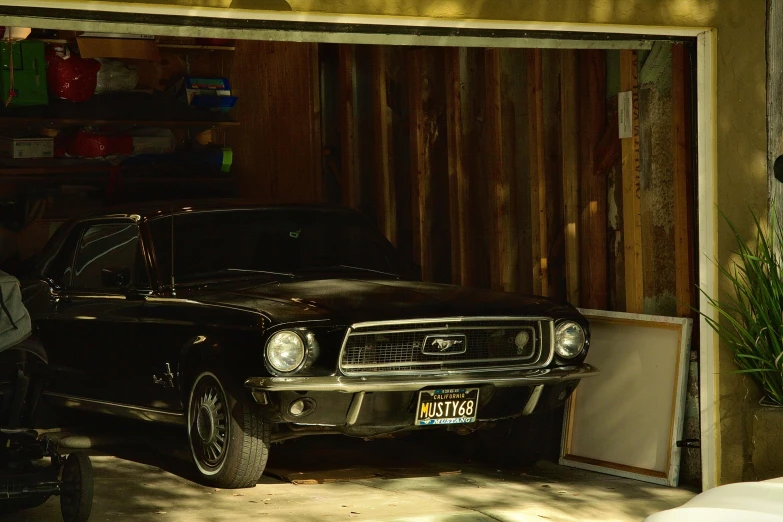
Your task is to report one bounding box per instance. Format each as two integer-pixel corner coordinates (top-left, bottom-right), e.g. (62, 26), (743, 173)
(188, 372), (229, 475)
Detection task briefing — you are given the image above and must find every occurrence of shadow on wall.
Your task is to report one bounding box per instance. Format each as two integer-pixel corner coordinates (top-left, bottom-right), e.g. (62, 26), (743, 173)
(96, 0), (719, 22)
(280, 0), (719, 24)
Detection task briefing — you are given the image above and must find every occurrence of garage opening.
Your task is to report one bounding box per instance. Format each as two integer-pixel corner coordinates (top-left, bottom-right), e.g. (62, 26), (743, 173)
(0, 22), (704, 495)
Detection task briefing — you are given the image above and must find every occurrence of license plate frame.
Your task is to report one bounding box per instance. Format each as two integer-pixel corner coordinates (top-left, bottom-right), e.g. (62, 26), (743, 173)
(414, 387), (479, 426)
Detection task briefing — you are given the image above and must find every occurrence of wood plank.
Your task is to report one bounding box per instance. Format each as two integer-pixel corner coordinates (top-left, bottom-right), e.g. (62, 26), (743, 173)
(338, 44), (360, 209)
(672, 44), (694, 318)
(543, 49), (565, 302)
(408, 49), (433, 281)
(445, 47), (471, 286)
(0, 117), (239, 128)
(422, 49), (451, 284)
(385, 46), (414, 266)
(560, 49), (580, 306)
(371, 46), (397, 245)
(309, 43), (323, 204)
(620, 50), (644, 314)
(0, 175), (233, 185)
(460, 49), (489, 288)
(227, 41), (321, 204)
(500, 49), (532, 295)
(485, 48), (515, 293)
(603, 95), (625, 312)
(578, 50), (608, 310)
(638, 86), (656, 314)
(0, 165), (111, 176)
(156, 43), (235, 51)
(526, 49), (548, 297)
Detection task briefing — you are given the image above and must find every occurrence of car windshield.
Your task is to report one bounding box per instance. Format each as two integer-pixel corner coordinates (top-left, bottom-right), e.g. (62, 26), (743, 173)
(149, 208), (408, 284)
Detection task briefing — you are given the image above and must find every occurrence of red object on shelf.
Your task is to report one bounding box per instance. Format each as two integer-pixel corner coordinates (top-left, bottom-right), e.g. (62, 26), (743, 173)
(58, 131), (133, 158)
(45, 46), (101, 102)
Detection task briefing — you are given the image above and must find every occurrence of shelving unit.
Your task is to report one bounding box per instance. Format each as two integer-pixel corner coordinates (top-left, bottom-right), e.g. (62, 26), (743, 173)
(0, 32), (240, 218)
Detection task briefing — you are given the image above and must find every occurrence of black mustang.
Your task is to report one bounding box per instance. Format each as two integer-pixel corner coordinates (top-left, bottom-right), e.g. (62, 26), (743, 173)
(22, 202), (597, 489)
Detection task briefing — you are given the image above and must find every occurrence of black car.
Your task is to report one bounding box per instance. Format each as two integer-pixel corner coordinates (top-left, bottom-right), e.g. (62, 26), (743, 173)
(22, 202), (597, 489)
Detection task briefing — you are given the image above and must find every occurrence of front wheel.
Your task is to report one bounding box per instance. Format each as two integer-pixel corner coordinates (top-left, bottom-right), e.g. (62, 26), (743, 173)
(187, 370), (270, 489)
(60, 452), (93, 522)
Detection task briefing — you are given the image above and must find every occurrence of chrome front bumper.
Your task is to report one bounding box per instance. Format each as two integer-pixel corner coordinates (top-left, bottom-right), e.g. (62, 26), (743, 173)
(244, 364), (598, 393)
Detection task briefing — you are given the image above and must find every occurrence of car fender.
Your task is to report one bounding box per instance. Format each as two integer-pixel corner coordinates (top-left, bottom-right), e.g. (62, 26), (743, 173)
(178, 332), (266, 398)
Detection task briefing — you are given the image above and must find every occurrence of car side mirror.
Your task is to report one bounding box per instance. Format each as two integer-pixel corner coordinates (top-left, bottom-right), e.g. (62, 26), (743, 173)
(101, 267), (131, 288)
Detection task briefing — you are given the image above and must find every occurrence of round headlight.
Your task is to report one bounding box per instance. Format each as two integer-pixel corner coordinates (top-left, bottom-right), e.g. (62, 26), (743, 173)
(555, 321), (586, 359)
(266, 331), (305, 373)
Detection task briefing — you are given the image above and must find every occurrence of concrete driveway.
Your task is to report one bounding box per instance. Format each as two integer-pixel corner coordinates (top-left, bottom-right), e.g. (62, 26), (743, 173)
(1, 426), (696, 522)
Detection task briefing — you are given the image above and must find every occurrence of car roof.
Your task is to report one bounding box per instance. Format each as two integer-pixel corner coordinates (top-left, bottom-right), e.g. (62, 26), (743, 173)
(80, 200), (359, 221)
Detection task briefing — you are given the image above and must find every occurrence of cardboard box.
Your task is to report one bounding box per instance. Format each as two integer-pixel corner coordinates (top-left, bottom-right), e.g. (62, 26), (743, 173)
(0, 137), (54, 159)
(77, 36), (160, 61)
(0, 40), (48, 109)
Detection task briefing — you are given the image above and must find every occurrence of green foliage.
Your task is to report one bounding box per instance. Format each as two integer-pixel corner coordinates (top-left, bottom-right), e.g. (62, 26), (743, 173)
(701, 208), (783, 406)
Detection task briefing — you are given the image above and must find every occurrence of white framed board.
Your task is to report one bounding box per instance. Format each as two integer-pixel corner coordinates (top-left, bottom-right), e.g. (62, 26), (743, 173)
(559, 309), (692, 487)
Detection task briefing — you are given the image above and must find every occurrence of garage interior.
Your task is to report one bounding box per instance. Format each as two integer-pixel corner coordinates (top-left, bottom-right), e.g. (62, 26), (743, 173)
(0, 26), (702, 492)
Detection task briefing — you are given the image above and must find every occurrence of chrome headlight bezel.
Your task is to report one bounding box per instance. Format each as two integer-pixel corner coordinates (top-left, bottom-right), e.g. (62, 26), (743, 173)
(555, 321), (586, 359)
(265, 330), (307, 373)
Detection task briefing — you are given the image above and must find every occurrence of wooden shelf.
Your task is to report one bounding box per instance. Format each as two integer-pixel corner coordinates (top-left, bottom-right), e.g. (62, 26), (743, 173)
(0, 173), (232, 185)
(29, 39), (235, 51)
(0, 116), (239, 129)
(0, 162), (233, 185)
(0, 165), (111, 176)
(124, 177), (232, 185)
(0, 93), (238, 130)
(157, 44), (235, 52)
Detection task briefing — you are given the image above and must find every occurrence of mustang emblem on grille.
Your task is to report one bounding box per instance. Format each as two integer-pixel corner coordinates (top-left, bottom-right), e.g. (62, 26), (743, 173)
(432, 339), (463, 351)
(422, 334), (467, 355)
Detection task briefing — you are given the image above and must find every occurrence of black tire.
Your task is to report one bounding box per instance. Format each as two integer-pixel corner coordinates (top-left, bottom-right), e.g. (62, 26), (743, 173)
(0, 495), (49, 514)
(476, 417), (543, 468)
(60, 452), (94, 522)
(187, 370), (270, 489)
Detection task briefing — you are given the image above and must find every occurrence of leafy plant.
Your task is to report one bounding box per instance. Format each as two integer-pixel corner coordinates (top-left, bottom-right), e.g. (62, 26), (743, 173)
(701, 208), (783, 406)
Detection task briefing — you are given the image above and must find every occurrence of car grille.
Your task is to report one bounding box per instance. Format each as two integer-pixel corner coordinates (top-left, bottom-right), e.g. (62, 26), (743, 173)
(339, 317), (554, 376)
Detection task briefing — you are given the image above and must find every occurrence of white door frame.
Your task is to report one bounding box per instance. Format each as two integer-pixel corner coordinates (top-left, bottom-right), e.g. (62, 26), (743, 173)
(0, 2), (720, 490)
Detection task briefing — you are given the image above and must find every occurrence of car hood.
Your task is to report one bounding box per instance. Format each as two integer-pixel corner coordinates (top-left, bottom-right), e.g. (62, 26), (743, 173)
(189, 277), (579, 326)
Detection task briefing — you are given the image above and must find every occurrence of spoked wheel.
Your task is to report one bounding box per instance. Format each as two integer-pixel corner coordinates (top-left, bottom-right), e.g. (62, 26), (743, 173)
(187, 370), (271, 489)
(60, 452), (93, 522)
(189, 372), (230, 473)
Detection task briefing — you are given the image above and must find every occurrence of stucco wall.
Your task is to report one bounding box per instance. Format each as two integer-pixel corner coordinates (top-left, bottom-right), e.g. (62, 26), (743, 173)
(37, 0), (770, 485)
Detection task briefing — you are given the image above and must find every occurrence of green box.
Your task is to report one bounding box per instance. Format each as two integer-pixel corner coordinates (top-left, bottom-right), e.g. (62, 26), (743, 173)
(1, 40), (48, 109)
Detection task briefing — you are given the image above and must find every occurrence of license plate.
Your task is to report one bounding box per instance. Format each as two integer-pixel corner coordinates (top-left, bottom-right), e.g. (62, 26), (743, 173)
(415, 388), (479, 426)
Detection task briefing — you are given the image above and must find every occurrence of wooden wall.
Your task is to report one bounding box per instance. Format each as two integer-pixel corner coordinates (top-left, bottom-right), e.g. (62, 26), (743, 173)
(227, 41), (322, 204)
(229, 42), (695, 316)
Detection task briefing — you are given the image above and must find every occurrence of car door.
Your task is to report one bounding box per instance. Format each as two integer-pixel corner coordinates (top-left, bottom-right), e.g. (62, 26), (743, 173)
(40, 219), (149, 405)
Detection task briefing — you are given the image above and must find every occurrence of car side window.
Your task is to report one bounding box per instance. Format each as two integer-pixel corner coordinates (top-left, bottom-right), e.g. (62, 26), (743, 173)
(41, 225), (82, 288)
(71, 222), (147, 291)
